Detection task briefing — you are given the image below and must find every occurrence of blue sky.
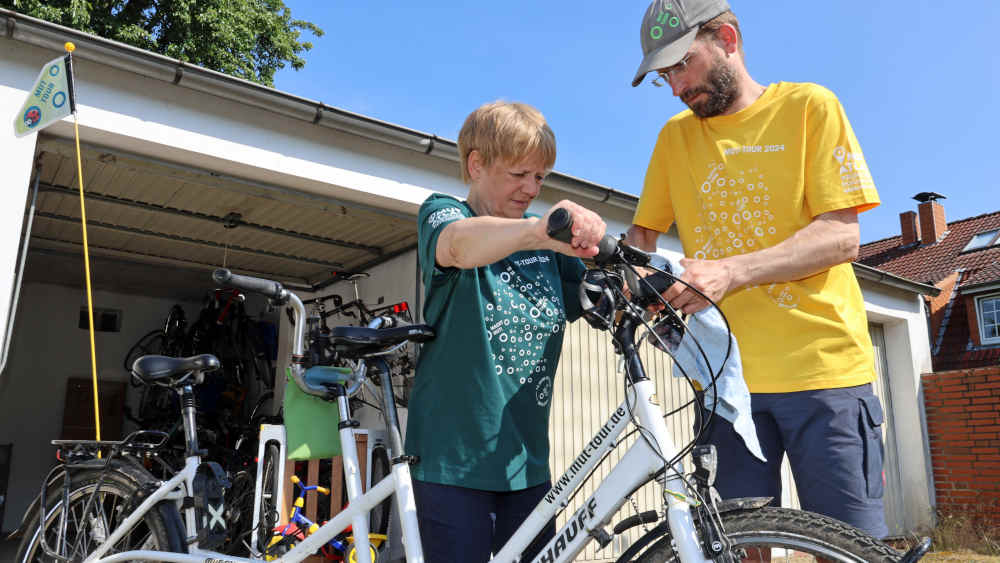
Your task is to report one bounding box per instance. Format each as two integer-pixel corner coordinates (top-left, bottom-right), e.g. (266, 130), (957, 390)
(274, 1), (998, 244)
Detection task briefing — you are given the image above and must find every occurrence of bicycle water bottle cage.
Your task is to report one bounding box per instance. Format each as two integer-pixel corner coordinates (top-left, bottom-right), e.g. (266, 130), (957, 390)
(193, 461), (231, 549)
(579, 269), (621, 330)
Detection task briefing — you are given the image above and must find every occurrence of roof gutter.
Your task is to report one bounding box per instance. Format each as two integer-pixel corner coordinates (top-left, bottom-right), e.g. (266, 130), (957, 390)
(959, 280), (1000, 295)
(852, 262), (941, 297)
(1, 8), (638, 212)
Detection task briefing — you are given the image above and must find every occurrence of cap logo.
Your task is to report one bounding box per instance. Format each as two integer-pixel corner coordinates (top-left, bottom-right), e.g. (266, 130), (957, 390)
(651, 7), (681, 39)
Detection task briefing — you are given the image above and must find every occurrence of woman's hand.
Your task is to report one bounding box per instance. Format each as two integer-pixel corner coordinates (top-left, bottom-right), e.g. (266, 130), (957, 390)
(538, 200), (606, 258)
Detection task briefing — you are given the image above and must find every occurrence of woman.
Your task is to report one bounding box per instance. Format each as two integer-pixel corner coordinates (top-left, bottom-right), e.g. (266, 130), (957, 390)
(404, 100), (607, 561)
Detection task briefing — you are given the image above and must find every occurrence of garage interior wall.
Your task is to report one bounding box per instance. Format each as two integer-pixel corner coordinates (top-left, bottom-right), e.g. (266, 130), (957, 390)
(0, 277), (206, 531)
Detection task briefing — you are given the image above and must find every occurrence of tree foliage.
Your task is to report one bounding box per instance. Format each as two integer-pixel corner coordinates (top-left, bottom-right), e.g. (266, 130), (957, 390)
(1, 0), (323, 86)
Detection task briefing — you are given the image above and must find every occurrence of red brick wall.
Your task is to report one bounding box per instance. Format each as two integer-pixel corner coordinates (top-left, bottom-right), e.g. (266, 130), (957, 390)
(927, 271), (959, 343)
(922, 367), (1000, 524)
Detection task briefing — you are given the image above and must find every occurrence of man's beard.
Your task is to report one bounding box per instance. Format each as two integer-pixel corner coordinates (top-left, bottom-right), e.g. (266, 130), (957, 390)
(681, 55), (739, 118)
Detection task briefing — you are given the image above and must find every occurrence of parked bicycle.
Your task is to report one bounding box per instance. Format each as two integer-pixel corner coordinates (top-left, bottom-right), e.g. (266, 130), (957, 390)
(12, 211), (931, 562)
(302, 273), (416, 409)
(13, 268), (433, 563)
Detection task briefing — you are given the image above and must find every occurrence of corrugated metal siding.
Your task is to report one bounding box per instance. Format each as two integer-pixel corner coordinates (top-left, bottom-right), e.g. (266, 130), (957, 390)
(549, 319), (696, 561)
(29, 137), (416, 285)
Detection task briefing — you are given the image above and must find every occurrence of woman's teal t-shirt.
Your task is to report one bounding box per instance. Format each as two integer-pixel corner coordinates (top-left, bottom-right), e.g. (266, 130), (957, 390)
(404, 194), (585, 491)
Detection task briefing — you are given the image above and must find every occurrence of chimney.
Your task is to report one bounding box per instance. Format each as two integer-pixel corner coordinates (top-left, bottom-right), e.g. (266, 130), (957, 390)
(918, 201), (947, 244)
(900, 211), (920, 245)
(912, 192), (948, 244)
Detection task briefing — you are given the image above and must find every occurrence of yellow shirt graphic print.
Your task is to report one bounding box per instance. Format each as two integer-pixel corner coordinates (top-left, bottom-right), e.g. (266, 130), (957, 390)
(634, 82), (880, 393)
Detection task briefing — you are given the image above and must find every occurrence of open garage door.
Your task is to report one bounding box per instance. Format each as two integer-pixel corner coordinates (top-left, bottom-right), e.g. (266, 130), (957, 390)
(27, 136), (418, 289)
(0, 135), (421, 533)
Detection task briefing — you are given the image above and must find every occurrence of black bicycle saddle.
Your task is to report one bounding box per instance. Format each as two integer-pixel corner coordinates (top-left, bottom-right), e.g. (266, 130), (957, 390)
(131, 354), (220, 386)
(330, 324), (435, 357)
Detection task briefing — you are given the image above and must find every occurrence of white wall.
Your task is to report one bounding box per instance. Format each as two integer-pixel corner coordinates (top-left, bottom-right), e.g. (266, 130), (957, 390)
(860, 278), (936, 532)
(0, 280), (204, 531)
(0, 84), (39, 379)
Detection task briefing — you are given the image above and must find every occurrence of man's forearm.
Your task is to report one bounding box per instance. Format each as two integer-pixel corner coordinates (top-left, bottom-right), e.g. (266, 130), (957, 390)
(723, 208), (860, 288)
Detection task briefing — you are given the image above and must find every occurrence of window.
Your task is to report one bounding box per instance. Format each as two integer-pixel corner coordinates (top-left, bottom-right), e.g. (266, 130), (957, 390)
(79, 307), (122, 332)
(963, 229), (1000, 252)
(978, 294), (1000, 345)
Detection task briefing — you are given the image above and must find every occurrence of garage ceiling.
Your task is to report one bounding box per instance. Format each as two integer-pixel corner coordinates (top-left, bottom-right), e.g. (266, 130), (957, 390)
(24, 136), (418, 293)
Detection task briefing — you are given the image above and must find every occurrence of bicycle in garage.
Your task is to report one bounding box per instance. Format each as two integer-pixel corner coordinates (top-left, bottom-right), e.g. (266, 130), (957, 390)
(12, 211), (931, 562)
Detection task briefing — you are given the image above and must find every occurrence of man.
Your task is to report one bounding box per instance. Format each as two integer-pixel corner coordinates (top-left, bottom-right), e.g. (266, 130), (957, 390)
(626, 0), (888, 538)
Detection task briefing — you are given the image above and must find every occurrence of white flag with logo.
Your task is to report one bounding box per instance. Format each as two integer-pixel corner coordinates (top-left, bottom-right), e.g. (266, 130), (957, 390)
(13, 54), (75, 137)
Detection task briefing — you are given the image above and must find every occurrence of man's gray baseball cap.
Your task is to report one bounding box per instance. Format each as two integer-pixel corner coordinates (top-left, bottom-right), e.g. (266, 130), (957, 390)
(631, 0), (730, 87)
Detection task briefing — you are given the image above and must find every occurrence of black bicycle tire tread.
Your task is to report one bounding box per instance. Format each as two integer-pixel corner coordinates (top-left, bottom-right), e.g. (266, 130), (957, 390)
(631, 507), (899, 563)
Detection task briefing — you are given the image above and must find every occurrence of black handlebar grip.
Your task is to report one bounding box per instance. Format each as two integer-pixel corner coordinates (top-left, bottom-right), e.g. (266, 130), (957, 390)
(546, 208), (619, 263)
(546, 208), (574, 244)
(212, 268), (284, 299)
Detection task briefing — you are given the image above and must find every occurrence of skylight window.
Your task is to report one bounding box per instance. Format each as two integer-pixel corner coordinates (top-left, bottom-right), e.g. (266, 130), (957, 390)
(963, 229), (1000, 252)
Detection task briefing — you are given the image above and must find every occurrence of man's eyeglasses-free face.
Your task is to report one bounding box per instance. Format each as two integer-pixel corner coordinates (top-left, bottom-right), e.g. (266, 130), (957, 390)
(651, 53), (692, 87)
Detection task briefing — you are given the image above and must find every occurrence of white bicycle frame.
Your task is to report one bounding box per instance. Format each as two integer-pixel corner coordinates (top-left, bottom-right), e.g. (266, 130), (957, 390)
(80, 289), (423, 563)
(496, 378), (710, 563)
(80, 419), (423, 563)
(72, 272), (714, 563)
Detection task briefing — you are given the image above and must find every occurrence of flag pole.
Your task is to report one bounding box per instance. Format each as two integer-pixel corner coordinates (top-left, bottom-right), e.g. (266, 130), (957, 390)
(65, 42), (102, 443)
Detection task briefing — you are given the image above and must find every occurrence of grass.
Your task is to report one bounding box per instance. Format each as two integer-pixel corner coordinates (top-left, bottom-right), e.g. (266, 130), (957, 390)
(891, 507), (1000, 562)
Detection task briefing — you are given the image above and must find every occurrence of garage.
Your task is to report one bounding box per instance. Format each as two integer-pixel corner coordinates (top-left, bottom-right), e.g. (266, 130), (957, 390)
(0, 13), (643, 544)
(0, 134), (423, 533)
(1, 9), (939, 558)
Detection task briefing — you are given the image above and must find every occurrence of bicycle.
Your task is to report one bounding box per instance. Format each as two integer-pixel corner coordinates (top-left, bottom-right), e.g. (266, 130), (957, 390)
(303, 273), (416, 409)
(14, 268), (434, 563)
(13, 211), (931, 562)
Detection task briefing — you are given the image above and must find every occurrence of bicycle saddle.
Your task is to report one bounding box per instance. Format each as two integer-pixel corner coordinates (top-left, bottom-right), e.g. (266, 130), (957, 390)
(330, 324), (435, 357)
(131, 354), (220, 386)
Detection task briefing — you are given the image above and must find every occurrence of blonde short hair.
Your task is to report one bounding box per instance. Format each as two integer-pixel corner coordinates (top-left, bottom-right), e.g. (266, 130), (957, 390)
(457, 101), (556, 184)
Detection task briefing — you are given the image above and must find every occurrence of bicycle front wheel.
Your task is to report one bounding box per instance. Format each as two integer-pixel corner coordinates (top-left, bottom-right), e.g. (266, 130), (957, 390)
(256, 442), (282, 554)
(15, 467), (186, 562)
(632, 507), (899, 563)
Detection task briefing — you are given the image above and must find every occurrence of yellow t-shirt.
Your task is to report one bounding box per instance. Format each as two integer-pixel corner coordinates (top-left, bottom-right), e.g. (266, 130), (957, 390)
(634, 82), (880, 393)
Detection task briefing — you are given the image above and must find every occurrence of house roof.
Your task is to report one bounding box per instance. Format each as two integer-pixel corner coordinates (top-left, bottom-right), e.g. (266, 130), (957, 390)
(858, 210), (1000, 290)
(859, 208), (1000, 371)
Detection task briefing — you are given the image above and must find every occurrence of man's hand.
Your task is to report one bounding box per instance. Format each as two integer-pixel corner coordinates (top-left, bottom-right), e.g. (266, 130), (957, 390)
(662, 258), (736, 315)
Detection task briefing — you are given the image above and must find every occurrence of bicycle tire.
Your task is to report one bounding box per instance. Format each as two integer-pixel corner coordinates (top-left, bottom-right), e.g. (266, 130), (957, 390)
(369, 445), (392, 535)
(256, 442), (282, 553)
(124, 329), (169, 371)
(629, 507), (899, 563)
(15, 467), (186, 562)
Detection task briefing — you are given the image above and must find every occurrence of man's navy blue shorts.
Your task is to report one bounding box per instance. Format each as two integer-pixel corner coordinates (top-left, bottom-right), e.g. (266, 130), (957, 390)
(695, 383), (889, 538)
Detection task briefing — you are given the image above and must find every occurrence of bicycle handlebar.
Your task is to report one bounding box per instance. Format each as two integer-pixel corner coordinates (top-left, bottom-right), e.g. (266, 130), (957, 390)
(212, 268), (286, 301)
(546, 208), (620, 264)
